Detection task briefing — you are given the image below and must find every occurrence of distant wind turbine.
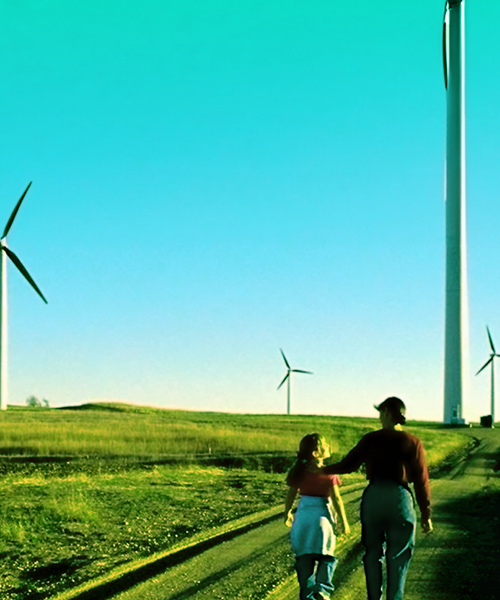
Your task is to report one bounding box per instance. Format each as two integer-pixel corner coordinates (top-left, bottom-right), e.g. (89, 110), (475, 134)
(0, 182), (48, 410)
(475, 326), (500, 427)
(277, 348), (312, 415)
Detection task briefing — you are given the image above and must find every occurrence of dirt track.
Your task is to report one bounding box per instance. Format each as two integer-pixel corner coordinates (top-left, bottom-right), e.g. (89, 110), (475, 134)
(95, 428), (499, 600)
(99, 484), (364, 600)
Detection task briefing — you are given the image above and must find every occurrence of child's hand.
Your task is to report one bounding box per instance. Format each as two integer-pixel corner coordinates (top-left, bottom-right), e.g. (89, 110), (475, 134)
(337, 522), (350, 537)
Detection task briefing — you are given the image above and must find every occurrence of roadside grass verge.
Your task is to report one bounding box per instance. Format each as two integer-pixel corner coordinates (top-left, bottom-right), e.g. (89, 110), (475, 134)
(0, 403), (473, 600)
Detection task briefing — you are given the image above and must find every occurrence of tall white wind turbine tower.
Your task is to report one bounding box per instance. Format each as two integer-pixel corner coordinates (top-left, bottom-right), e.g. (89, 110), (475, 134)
(0, 182), (48, 410)
(443, 0), (468, 425)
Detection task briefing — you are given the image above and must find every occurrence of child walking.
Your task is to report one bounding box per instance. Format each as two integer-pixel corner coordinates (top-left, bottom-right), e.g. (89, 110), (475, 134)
(284, 433), (350, 600)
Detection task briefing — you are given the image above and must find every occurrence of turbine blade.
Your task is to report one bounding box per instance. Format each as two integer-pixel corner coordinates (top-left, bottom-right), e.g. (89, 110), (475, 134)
(2, 246), (48, 304)
(487, 326), (496, 354)
(442, 3), (449, 90)
(280, 348), (290, 369)
(277, 373), (289, 390)
(2, 182), (32, 239)
(476, 357), (493, 376)
(292, 369), (313, 375)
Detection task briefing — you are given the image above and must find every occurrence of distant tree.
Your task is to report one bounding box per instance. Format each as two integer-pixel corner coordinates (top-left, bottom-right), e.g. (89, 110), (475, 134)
(42, 398), (50, 408)
(26, 396), (42, 408)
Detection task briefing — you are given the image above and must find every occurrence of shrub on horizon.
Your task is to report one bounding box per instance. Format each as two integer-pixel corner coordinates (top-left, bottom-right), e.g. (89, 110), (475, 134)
(25, 396), (50, 408)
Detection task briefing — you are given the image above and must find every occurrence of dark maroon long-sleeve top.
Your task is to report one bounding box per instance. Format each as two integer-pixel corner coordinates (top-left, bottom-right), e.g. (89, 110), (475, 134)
(323, 428), (431, 520)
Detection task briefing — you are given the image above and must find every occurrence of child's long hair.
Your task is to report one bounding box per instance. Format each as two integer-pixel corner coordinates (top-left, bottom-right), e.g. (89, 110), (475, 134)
(286, 433), (324, 487)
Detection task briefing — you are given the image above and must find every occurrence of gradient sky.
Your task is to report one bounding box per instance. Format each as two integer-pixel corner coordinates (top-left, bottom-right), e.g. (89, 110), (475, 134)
(1, 0), (499, 421)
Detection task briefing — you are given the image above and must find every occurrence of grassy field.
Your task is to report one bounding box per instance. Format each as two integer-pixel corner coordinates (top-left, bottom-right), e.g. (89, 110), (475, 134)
(0, 403), (473, 600)
(0, 402), (468, 463)
(0, 402), (385, 457)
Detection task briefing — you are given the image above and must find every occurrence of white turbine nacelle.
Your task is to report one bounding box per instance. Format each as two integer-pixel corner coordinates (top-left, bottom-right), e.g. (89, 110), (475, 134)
(0, 182), (47, 410)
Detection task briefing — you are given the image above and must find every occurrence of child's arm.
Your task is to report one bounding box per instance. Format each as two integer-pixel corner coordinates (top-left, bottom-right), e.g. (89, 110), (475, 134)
(284, 486), (298, 527)
(330, 484), (350, 535)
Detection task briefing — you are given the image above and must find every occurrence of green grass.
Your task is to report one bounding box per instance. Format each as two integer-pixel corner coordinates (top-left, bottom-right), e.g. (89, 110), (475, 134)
(0, 463), (288, 600)
(0, 402), (385, 457)
(0, 403), (473, 600)
(0, 402), (467, 461)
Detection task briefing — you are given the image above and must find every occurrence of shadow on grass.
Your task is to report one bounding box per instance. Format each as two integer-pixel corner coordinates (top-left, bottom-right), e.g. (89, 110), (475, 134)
(9, 557), (93, 600)
(429, 486), (500, 599)
(334, 540), (364, 589)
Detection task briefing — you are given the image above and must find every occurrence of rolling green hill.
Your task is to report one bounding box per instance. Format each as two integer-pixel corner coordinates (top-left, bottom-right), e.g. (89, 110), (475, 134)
(0, 402), (467, 466)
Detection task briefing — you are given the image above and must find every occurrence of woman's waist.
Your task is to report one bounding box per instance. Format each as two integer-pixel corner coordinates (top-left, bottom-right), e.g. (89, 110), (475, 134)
(298, 495), (331, 506)
(366, 463), (409, 484)
(368, 476), (410, 489)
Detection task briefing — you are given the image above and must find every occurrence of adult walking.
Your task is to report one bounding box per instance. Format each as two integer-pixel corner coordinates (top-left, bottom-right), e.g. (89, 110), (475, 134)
(323, 397), (432, 600)
(284, 433), (350, 600)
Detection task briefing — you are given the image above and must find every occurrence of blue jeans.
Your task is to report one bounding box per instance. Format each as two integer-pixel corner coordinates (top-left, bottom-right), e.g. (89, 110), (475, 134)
(295, 554), (338, 600)
(361, 482), (416, 600)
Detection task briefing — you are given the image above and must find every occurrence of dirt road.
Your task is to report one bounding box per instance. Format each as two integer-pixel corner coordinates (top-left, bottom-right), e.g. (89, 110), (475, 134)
(99, 485), (364, 600)
(404, 427), (500, 600)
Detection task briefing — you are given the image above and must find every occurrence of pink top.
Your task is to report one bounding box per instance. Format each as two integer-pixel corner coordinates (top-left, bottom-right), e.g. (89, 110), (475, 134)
(294, 471), (340, 497)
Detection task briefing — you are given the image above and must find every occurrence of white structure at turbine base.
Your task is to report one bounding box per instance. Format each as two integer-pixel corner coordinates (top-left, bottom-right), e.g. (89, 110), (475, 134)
(443, 0), (469, 425)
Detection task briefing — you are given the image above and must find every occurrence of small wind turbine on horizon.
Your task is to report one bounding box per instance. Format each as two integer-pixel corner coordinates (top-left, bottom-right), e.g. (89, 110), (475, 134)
(0, 182), (48, 410)
(475, 326), (500, 427)
(277, 348), (313, 415)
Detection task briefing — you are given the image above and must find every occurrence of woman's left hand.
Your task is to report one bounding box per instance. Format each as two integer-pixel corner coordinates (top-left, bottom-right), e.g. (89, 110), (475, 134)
(421, 517), (433, 533)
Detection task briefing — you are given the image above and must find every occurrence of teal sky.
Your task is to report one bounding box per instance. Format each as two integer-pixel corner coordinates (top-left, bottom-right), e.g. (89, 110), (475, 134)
(1, 1), (499, 421)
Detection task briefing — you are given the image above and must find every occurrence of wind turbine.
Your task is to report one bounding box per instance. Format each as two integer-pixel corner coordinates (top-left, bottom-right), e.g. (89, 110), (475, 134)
(475, 326), (500, 427)
(0, 182), (48, 410)
(277, 348), (312, 415)
(443, 0), (469, 425)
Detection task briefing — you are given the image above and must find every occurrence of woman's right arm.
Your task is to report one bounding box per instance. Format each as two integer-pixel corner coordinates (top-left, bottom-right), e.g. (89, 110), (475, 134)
(284, 486), (297, 527)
